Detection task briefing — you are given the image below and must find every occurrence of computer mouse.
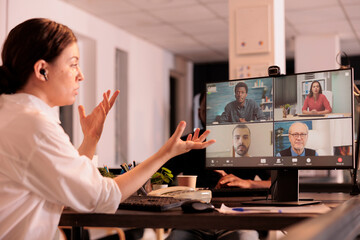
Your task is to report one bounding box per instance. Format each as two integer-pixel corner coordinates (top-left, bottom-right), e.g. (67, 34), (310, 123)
(181, 200), (215, 213)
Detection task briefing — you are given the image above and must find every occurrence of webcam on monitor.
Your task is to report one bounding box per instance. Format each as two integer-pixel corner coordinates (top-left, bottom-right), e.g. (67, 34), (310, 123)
(268, 65), (281, 76)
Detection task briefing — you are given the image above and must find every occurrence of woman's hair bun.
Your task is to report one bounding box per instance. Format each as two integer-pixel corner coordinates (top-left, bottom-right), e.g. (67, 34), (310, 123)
(0, 65), (16, 94)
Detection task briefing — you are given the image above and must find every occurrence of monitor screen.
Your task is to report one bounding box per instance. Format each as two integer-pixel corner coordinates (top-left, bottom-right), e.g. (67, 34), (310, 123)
(205, 68), (355, 171)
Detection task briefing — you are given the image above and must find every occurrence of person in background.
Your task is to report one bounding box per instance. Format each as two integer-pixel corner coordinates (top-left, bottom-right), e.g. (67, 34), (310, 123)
(302, 80), (332, 115)
(218, 82), (265, 123)
(0, 18), (215, 240)
(214, 124), (270, 189)
(163, 93), (270, 189)
(164, 93), (270, 240)
(163, 93), (220, 187)
(276, 122), (318, 157)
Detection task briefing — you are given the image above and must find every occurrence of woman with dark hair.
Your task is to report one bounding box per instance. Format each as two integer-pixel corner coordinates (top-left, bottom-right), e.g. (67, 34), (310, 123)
(0, 18), (214, 239)
(302, 80), (332, 115)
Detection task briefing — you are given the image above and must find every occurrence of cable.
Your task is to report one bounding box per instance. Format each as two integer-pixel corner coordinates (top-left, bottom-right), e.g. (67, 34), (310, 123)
(336, 51), (351, 69)
(266, 174), (279, 201)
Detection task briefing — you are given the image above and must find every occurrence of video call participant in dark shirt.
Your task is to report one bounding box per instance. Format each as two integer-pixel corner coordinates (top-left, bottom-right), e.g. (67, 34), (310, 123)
(218, 82), (265, 123)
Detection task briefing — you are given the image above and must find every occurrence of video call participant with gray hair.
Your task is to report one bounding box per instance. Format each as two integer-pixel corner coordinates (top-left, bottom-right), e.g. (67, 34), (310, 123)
(276, 122), (318, 157)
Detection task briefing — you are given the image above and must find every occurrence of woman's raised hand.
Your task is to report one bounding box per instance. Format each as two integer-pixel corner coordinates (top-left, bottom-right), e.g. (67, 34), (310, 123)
(159, 121), (216, 159)
(78, 90), (120, 141)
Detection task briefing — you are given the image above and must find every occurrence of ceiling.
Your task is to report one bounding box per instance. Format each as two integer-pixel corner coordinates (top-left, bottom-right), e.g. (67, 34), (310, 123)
(62, 0), (360, 63)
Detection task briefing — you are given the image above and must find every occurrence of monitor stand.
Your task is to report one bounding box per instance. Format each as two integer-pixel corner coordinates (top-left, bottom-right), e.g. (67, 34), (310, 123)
(242, 169), (320, 206)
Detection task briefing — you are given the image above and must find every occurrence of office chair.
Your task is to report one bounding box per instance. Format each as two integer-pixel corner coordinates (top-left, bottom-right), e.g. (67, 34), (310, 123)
(58, 227), (126, 240)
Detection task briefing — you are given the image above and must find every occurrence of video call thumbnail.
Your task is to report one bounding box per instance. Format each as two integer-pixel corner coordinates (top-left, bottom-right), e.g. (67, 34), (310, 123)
(274, 118), (353, 157)
(206, 77), (273, 124)
(206, 122), (273, 158)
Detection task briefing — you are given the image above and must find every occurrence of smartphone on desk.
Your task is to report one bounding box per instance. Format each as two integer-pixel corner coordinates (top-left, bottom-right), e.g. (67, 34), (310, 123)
(148, 186), (212, 203)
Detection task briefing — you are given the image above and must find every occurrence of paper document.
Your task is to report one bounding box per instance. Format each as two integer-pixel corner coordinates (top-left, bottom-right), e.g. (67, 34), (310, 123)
(327, 114), (344, 118)
(218, 203), (331, 214)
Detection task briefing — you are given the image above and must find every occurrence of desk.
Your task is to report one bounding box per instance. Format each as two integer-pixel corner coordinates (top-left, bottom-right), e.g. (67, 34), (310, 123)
(284, 113), (351, 120)
(59, 193), (351, 240)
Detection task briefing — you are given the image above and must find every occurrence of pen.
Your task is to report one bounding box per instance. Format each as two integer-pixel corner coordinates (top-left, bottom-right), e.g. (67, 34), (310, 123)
(120, 164), (128, 172)
(138, 186), (148, 196)
(232, 207), (282, 213)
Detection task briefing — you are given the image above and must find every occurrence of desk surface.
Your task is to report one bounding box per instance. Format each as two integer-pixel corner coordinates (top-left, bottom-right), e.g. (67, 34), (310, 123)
(284, 113), (351, 120)
(59, 193), (351, 231)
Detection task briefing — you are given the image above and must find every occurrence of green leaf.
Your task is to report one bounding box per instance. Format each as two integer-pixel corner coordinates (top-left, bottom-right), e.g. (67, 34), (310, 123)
(98, 168), (116, 178)
(166, 173), (174, 178)
(161, 167), (172, 173)
(150, 167), (173, 184)
(152, 172), (161, 178)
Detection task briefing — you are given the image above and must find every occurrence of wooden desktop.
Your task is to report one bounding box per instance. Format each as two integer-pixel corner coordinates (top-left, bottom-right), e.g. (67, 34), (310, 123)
(59, 192), (352, 240)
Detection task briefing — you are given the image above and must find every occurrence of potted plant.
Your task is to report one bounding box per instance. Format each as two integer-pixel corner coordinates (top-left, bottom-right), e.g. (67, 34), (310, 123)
(283, 104), (291, 118)
(285, 104), (291, 113)
(98, 167), (116, 178)
(151, 167), (173, 190)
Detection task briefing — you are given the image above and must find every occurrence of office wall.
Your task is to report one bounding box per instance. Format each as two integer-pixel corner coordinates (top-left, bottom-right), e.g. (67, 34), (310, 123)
(0, 0), (177, 167)
(228, 0), (285, 79)
(0, 0), (6, 49)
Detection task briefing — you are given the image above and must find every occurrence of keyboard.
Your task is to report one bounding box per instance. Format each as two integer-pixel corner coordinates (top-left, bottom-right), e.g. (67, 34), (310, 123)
(118, 195), (188, 212)
(211, 187), (269, 197)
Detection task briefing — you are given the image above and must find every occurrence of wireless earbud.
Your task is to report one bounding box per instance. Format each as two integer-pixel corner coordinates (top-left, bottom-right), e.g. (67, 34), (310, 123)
(40, 69), (48, 81)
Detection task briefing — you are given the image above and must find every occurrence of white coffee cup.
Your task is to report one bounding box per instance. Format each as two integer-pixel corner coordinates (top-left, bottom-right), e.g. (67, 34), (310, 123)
(177, 175), (197, 189)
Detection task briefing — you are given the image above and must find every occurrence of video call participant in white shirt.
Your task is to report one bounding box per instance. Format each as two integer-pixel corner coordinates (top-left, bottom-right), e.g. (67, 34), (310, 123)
(0, 18), (215, 240)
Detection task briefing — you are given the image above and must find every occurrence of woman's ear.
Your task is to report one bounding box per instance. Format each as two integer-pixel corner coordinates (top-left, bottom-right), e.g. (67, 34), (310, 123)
(34, 60), (48, 82)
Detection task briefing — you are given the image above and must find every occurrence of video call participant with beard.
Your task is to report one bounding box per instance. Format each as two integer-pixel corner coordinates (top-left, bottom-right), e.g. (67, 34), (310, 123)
(233, 124), (251, 157)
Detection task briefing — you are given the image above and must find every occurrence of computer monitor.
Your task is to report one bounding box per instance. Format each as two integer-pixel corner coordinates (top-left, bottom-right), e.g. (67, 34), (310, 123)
(205, 68), (355, 205)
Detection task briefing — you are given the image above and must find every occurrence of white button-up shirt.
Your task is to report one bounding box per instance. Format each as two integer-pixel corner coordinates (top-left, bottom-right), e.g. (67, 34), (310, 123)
(0, 93), (122, 240)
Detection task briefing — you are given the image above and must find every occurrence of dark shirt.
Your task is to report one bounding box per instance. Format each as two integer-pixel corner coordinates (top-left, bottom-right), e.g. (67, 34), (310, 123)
(218, 99), (265, 123)
(162, 129), (270, 188)
(278, 147), (317, 157)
